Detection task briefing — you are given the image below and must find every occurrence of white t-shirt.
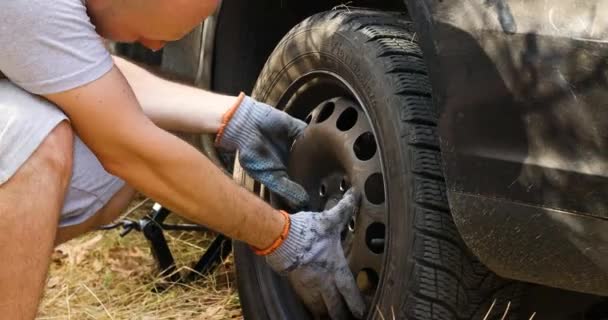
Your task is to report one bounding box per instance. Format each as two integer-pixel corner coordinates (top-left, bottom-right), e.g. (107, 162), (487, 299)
(0, 0), (112, 182)
(0, 0), (112, 94)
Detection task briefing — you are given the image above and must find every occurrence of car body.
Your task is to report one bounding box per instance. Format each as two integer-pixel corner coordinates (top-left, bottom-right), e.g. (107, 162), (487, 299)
(128, 0), (608, 300)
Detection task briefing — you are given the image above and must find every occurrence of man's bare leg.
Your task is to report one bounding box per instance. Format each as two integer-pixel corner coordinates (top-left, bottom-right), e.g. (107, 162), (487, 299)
(55, 185), (136, 245)
(0, 121), (73, 320)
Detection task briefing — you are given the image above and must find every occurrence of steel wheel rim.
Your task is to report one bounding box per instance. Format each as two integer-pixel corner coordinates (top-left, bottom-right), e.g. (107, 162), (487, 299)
(251, 71), (389, 318)
(288, 97), (386, 295)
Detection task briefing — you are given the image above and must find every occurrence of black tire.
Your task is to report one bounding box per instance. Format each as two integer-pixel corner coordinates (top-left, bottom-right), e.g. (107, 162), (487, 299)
(233, 9), (522, 320)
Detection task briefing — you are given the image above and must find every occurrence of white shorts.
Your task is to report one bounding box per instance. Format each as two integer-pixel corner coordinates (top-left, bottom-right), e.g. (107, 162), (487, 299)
(0, 80), (125, 227)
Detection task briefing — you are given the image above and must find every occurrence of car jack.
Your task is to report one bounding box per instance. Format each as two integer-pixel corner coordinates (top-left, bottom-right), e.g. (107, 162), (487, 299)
(100, 202), (232, 287)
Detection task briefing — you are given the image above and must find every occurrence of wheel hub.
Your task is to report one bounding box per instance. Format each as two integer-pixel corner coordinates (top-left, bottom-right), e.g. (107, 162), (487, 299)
(288, 97), (387, 297)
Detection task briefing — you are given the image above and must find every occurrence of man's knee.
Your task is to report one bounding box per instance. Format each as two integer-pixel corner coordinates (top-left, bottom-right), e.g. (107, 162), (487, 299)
(33, 121), (74, 185)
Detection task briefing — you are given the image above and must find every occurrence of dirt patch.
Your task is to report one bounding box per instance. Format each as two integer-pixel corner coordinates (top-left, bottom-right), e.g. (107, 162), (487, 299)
(38, 197), (242, 320)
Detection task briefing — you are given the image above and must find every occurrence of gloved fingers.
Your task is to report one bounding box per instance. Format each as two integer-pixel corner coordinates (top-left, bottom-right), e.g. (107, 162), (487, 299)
(289, 274), (328, 318)
(321, 188), (361, 232)
(269, 175), (309, 209)
(321, 285), (350, 320)
(295, 287), (327, 317)
(254, 172), (309, 209)
(274, 108), (307, 141)
(303, 294), (327, 318)
(288, 117), (307, 140)
(238, 151), (309, 208)
(335, 265), (367, 319)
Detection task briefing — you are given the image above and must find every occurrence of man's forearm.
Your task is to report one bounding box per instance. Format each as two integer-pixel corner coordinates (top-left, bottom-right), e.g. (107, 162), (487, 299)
(110, 57), (285, 247)
(113, 56), (236, 133)
(114, 122), (285, 249)
(45, 66), (284, 250)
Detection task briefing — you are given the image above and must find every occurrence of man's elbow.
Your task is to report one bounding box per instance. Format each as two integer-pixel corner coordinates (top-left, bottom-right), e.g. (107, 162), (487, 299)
(85, 135), (141, 179)
(95, 148), (131, 178)
(89, 128), (164, 182)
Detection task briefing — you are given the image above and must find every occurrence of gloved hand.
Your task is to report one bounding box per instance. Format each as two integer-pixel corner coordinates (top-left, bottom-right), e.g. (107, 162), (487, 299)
(215, 94), (309, 208)
(264, 189), (366, 319)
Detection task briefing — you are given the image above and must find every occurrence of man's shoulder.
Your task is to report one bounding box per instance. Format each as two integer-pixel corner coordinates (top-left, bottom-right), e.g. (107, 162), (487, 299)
(0, 0), (88, 21)
(0, 0), (111, 95)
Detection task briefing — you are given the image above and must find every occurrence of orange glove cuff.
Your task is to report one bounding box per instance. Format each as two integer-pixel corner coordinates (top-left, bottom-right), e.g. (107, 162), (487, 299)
(253, 210), (291, 256)
(215, 92), (246, 146)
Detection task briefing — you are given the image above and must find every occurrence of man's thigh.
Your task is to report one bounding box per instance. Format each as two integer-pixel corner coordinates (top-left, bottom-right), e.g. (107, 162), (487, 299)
(0, 120), (73, 215)
(59, 135), (125, 227)
(0, 79), (126, 232)
(56, 137), (132, 244)
(0, 80), (67, 184)
(0, 121), (73, 319)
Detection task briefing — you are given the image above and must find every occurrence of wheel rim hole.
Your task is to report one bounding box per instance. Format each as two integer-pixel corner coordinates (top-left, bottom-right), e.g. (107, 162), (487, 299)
(353, 132), (377, 161)
(336, 107), (358, 131)
(319, 184), (327, 197)
(365, 222), (386, 254)
(357, 268), (379, 294)
(305, 114), (313, 125)
(316, 102), (335, 123)
(364, 173), (385, 205)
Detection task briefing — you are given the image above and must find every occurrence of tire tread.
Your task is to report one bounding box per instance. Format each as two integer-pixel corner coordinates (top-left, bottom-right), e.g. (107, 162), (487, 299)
(319, 9), (521, 320)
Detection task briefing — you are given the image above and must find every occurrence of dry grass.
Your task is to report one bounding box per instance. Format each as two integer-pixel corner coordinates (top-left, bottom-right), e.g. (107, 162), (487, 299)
(36, 197), (535, 320)
(38, 197), (242, 320)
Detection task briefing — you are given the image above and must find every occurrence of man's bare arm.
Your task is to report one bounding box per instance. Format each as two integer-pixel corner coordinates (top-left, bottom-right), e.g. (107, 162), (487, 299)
(113, 56), (235, 133)
(44, 66), (283, 249)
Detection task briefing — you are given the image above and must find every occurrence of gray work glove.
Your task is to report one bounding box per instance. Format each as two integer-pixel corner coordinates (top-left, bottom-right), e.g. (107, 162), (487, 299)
(265, 189), (366, 319)
(215, 95), (309, 208)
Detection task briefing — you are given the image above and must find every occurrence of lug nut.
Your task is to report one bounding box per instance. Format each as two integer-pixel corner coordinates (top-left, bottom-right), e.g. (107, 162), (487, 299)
(319, 184), (327, 197)
(348, 217), (356, 232)
(340, 178), (349, 192)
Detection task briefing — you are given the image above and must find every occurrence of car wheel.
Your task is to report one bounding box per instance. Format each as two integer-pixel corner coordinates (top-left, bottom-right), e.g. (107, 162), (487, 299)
(232, 9), (522, 320)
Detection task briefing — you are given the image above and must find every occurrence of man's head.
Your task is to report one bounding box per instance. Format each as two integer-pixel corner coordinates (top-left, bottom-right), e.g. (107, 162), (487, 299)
(88, 0), (219, 51)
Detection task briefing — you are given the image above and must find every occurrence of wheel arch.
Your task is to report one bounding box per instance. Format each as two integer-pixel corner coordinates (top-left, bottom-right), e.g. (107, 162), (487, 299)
(211, 0), (406, 95)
